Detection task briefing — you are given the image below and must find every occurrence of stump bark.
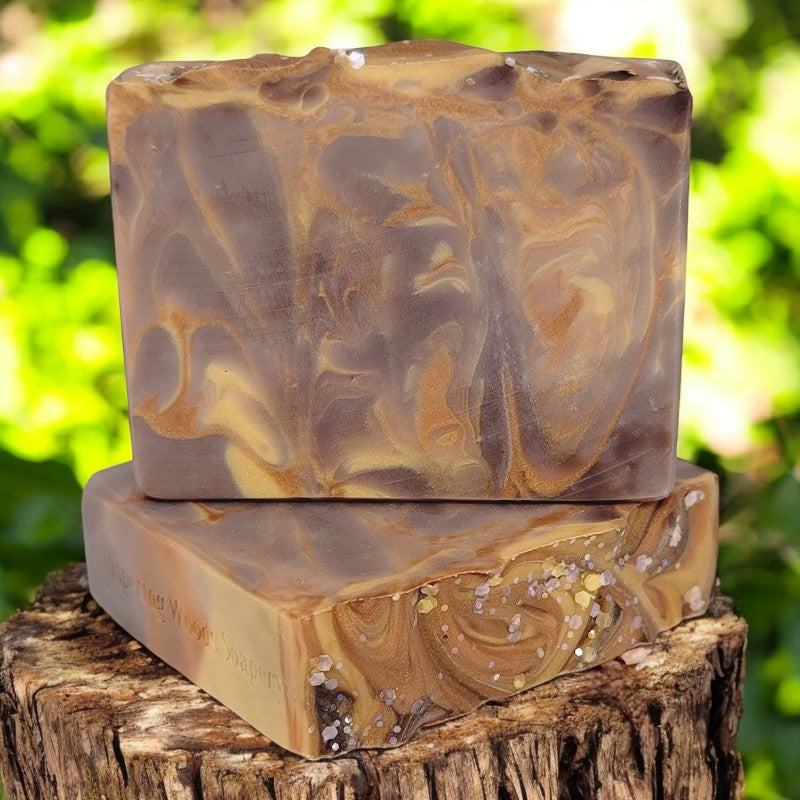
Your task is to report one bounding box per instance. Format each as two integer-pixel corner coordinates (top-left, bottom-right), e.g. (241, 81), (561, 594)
(0, 564), (746, 800)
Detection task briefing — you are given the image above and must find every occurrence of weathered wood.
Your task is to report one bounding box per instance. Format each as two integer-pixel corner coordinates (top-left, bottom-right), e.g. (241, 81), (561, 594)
(1, 564), (745, 800)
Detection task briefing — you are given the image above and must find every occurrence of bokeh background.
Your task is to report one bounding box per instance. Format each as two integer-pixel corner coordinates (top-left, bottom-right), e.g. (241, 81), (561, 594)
(0, 0), (798, 796)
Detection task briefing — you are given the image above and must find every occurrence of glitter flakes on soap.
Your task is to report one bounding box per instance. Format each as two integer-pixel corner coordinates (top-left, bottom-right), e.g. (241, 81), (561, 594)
(315, 654), (333, 672)
(684, 585), (705, 612)
(381, 688), (396, 706)
(307, 477), (708, 754)
(684, 489), (704, 508)
(635, 554), (653, 573)
(348, 51), (366, 69)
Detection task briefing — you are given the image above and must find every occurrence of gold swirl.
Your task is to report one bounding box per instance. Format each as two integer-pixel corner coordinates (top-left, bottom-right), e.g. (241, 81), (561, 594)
(110, 42), (690, 501)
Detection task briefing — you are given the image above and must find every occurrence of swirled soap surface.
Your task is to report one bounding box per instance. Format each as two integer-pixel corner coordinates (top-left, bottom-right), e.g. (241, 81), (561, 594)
(108, 42), (691, 500)
(83, 459), (717, 758)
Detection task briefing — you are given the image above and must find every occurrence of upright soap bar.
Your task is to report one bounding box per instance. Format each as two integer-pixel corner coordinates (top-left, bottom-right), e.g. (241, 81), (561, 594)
(108, 42), (691, 500)
(83, 460), (717, 759)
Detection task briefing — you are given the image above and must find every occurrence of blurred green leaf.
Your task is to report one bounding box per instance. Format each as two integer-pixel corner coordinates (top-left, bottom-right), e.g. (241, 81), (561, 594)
(0, 1), (799, 797)
(776, 677), (800, 717)
(21, 226), (69, 272)
(0, 448), (83, 620)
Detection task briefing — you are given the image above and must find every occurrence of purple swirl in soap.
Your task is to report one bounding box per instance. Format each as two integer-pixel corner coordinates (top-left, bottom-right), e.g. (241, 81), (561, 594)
(107, 42), (691, 500)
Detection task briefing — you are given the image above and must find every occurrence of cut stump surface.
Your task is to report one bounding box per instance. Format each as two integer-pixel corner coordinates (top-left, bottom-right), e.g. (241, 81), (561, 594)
(0, 564), (746, 800)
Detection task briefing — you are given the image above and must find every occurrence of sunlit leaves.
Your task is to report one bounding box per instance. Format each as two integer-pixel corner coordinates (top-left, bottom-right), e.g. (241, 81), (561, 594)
(0, 252), (129, 482)
(0, 1), (798, 797)
(745, 49), (800, 181)
(0, 449), (82, 621)
(21, 227), (69, 272)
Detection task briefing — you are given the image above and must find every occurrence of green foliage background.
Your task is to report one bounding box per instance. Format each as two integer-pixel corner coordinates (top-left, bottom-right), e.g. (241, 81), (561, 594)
(0, 0), (798, 795)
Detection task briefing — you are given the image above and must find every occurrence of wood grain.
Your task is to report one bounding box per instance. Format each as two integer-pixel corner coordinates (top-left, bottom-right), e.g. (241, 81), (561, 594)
(0, 565), (745, 799)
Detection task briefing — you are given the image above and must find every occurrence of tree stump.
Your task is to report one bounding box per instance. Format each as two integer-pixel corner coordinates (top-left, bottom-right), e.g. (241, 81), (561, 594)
(0, 564), (746, 800)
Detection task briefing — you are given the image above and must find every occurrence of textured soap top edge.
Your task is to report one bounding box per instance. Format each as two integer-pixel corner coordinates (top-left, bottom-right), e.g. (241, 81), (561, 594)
(83, 459), (716, 616)
(108, 41), (689, 94)
(104, 37), (691, 503)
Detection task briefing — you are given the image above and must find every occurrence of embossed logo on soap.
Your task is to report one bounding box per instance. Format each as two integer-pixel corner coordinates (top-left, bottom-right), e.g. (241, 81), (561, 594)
(108, 558), (166, 623)
(104, 557), (286, 692)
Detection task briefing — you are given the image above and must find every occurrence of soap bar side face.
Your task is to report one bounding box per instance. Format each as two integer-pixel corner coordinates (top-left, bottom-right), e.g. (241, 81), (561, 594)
(82, 481), (294, 747)
(83, 460), (717, 758)
(108, 42), (691, 500)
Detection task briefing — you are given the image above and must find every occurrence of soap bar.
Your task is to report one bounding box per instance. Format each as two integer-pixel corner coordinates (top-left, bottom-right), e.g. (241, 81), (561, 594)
(83, 460), (717, 759)
(108, 42), (691, 500)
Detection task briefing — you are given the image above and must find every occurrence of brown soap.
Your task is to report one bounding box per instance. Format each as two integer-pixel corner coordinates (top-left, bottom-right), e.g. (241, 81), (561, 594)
(108, 42), (691, 501)
(83, 460), (717, 759)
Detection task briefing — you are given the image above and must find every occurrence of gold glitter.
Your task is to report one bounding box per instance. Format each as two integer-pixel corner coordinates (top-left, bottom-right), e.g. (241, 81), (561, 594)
(575, 590), (592, 609)
(584, 573), (602, 592)
(416, 595), (438, 614)
(596, 612), (613, 628)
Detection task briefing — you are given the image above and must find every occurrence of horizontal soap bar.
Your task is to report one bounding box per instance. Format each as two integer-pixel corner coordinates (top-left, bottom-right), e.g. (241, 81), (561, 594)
(107, 42), (691, 502)
(83, 460), (717, 759)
